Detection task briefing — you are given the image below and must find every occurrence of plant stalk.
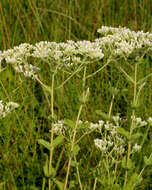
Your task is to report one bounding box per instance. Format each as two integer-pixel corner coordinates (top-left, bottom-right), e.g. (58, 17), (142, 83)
(49, 73), (55, 190)
(64, 66), (87, 189)
(124, 63), (137, 187)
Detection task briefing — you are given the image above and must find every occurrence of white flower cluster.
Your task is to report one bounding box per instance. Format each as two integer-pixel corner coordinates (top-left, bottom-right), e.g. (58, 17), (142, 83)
(132, 143), (141, 153)
(89, 120), (104, 131)
(94, 115), (152, 156)
(53, 120), (65, 134)
(1, 43), (33, 64)
(0, 39), (104, 79)
(0, 26), (151, 79)
(147, 117), (152, 124)
(32, 40), (104, 60)
(0, 43), (40, 79)
(0, 100), (19, 118)
(32, 40), (104, 69)
(1, 26), (151, 79)
(52, 116), (126, 156)
(52, 119), (85, 136)
(131, 115), (148, 128)
(96, 26), (152, 57)
(14, 63), (40, 78)
(94, 116), (126, 156)
(51, 115), (152, 159)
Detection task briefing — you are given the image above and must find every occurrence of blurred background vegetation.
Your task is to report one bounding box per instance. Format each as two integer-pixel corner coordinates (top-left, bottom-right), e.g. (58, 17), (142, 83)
(0, 0), (152, 49)
(1, 0), (152, 189)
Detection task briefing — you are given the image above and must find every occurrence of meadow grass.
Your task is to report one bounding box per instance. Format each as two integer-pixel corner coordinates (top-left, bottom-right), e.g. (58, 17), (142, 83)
(1, 1), (152, 190)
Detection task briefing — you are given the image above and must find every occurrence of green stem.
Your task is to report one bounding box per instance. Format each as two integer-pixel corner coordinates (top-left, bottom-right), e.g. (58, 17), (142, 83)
(64, 104), (83, 190)
(134, 152), (152, 188)
(49, 73), (55, 190)
(124, 63), (137, 187)
(86, 61), (109, 79)
(118, 66), (134, 84)
(108, 94), (115, 117)
(55, 62), (84, 90)
(64, 66), (87, 189)
(93, 178), (97, 190)
(74, 156), (83, 190)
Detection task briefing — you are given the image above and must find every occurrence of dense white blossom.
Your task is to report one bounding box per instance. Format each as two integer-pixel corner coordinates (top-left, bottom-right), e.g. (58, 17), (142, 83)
(96, 26), (152, 57)
(93, 115), (152, 160)
(147, 117), (152, 124)
(53, 120), (65, 134)
(1, 26), (152, 79)
(52, 115), (151, 154)
(93, 116), (126, 156)
(131, 116), (148, 127)
(132, 143), (141, 153)
(14, 63), (40, 79)
(94, 139), (108, 151)
(0, 100), (19, 118)
(0, 38), (104, 78)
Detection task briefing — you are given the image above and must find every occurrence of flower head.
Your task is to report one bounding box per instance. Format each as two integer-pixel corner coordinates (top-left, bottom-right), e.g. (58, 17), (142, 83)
(0, 100), (19, 118)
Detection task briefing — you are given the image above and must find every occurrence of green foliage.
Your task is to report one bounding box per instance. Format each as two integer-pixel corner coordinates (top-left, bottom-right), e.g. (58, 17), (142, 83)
(1, 0), (152, 190)
(38, 139), (51, 150)
(117, 127), (130, 139)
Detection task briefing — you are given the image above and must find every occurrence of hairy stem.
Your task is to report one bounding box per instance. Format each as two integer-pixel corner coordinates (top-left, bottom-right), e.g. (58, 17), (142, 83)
(124, 63), (137, 187)
(64, 67), (87, 189)
(49, 73), (55, 190)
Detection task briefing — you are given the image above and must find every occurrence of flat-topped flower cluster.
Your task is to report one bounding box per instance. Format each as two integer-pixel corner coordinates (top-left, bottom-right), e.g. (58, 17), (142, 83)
(0, 26), (152, 79)
(0, 40), (104, 79)
(96, 26), (152, 57)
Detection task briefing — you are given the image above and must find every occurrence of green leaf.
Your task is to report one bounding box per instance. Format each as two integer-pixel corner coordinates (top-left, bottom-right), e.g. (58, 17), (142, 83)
(78, 95), (85, 104)
(69, 144), (80, 158)
(84, 87), (90, 103)
(127, 158), (135, 169)
(54, 179), (64, 190)
(77, 122), (90, 130)
(43, 154), (56, 178)
(130, 133), (142, 141)
(71, 160), (78, 167)
(51, 135), (64, 149)
(144, 156), (149, 165)
(112, 184), (121, 190)
(109, 86), (119, 96)
(69, 180), (75, 189)
(144, 156), (152, 166)
(78, 88), (90, 104)
(95, 110), (113, 121)
(122, 156), (127, 169)
(120, 88), (128, 93)
(48, 113), (58, 122)
(122, 156), (134, 169)
(0, 182), (5, 188)
(73, 144), (80, 156)
(117, 127), (130, 139)
(124, 173), (138, 190)
(28, 186), (39, 190)
(64, 119), (75, 129)
(42, 84), (52, 94)
(43, 154), (49, 177)
(38, 139), (51, 150)
(130, 103), (140, 110)
(42, 177), (46, 190)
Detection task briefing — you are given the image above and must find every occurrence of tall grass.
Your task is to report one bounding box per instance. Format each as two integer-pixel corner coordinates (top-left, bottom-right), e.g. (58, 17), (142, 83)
(1, 1), (152, 190)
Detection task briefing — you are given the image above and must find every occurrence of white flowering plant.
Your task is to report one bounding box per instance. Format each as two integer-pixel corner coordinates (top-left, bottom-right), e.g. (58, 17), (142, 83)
(97, 26), (152, 59)
(0, 100), (19, 118)
(1, 26), (152, 190)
